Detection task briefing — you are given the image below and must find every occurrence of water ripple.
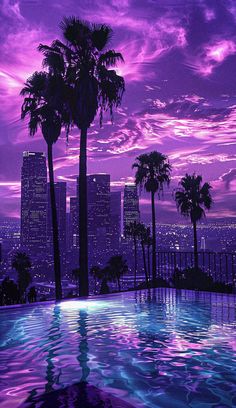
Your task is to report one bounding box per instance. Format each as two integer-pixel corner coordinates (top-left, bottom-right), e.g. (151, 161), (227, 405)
(0, 289), (236, 407)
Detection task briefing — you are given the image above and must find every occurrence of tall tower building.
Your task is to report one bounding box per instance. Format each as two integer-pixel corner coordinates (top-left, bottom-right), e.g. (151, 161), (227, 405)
(69, 196), (79, 249)
(110, 191), (121, 251)
(77, 174), (111, 264)
(47, 182), (67, 269)
(21, 152), (47, 256)
(123, 184), (140, 233)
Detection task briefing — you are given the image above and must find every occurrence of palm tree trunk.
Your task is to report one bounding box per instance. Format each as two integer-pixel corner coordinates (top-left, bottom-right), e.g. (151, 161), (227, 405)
(47, 143), (62, 301)
(134, 236), (137, 288)
(151, 191), (157, 282)
(141, 241), (149, 287)
(147, 245), (151, 281)
(193, 221), (198, 271)
(79, 127), (89, 297)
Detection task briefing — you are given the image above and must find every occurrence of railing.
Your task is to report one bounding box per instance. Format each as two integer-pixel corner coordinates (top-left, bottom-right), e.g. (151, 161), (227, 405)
(157, 251), (236, 288)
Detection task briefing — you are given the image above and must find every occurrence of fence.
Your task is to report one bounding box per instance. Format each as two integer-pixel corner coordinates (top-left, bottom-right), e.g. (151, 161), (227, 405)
(157, 251), (236, 288)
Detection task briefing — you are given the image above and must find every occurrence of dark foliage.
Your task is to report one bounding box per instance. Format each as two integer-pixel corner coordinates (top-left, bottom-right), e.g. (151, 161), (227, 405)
(0, 277), (19, 305)
(172, 267), (233, 293)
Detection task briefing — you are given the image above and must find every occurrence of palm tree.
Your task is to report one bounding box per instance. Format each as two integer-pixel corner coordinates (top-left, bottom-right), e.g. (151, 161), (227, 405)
(106, 255), (128, 292)
(90, 265), (102, 294)
(174, 174), (213, 271)
(138, 223), (151, 287)
(12, 252), (32, 302)
(132, 152), (171, 283)
(90, 265), (109, 294)
(21, 71), (64, 300)
(39, 17), (125, 297)
(125, 221), (140, 288)
(143, 231), (152, 282)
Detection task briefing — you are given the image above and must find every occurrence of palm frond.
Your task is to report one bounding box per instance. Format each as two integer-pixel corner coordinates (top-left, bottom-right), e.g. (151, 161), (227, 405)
(98, 67), (125, 125)
(59, 16), (91, 46)
(99, 50), (124, 67)
(132, 151), (171, 194)
(91, 24), (113, 50)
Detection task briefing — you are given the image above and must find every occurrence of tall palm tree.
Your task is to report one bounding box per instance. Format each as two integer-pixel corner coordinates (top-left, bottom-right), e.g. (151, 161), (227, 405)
(12, 251), (32, 302)
(138, 223), (151, 287)
(106, 255), (128, 292)
(39, 17), (125, 297)
(174, 174), (213, 271)
(132, 152), (171, 283)
(125, 221), (140, 288)
(143, 229), (152, 282)
(21, 71), (64, 300)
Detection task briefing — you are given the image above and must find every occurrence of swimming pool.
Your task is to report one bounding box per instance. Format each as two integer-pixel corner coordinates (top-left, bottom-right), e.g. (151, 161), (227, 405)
(0, 288), (236, 408)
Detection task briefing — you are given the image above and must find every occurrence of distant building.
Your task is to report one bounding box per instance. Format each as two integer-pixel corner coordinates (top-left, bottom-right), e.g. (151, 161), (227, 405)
(88, 174), (111, 263)
(69, 196), (79, 249)
(21, 152), (47, 256)
(47, 182), (67, 272)
(200, 236), (206, 251)
(110, 191), (121, 251)
(123, 184), (140, 233)
(77, 174), (111, 265)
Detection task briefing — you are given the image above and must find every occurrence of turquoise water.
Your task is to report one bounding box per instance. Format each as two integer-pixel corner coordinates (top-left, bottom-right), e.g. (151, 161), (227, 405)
(0, 288), (236, 408)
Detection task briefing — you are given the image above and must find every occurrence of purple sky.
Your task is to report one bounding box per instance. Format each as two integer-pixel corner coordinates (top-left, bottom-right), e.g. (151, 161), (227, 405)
(1, 0), (236, 223)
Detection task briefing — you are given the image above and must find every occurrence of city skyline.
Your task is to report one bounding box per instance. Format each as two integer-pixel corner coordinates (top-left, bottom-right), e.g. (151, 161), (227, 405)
(1, 148), (236, 227)
(2, 150), (235, 259)
(1, 0), (236, 222)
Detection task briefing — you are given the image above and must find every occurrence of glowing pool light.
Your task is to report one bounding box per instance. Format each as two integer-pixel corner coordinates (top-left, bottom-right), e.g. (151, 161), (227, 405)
(59, 299), (113, 311)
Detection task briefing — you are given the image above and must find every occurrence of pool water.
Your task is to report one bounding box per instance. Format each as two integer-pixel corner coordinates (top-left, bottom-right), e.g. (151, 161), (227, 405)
(0, 288), (236, 408)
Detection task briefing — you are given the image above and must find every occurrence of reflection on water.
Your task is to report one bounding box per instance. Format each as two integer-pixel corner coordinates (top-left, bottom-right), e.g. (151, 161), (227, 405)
(44, 305), (62, 393)
(77, 310), (90, 382)
(0, 289), (236, 408)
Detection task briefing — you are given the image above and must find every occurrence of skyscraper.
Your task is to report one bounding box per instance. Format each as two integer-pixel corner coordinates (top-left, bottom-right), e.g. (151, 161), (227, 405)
(69, 196), (79, 249)
(47, 182), (67, 271)
(123, 184), (140, 233)
(110, 191), (121, 251)
(21, 152), (47, 256)
(88, 174), (111, 263)
(77, 174), (111, 264)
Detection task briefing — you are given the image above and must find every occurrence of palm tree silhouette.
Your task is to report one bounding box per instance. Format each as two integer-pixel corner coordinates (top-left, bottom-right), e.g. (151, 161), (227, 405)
(21, 72), (64, 300)
(90, 265), (102, 294)
(12, 251), (32, 302)
(132, 152), (171, 283)
(39, 17), (125, 296)
(106, 255), (128, 292)
(125, 221), (140, 288)
(138, 223), (151, 287)
(90, 265), (110, 294)
(174, 174), (213, 271)
(143, 228), (152, 282)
